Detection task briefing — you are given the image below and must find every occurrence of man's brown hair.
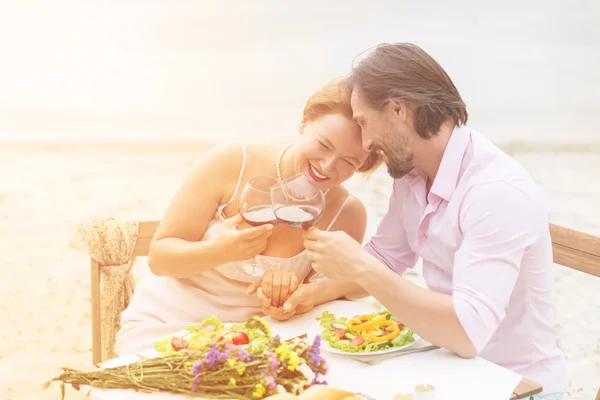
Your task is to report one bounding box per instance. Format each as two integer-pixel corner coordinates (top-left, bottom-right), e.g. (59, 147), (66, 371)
(348, 43), (468, 138)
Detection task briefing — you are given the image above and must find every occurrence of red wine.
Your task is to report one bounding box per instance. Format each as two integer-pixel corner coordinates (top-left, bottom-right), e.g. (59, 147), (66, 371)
(275, 205), (321, 229)
(242, 205), (277, 226)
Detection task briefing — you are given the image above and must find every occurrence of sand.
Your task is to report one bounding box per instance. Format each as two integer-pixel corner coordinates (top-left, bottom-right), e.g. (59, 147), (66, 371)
(0, 145), (598, 399)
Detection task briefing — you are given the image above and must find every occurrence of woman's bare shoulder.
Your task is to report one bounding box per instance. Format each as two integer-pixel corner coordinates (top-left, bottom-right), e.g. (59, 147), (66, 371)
(180, 142), (250, 189)
(328, 189), (368, 243)
(342, 194), (367, 225)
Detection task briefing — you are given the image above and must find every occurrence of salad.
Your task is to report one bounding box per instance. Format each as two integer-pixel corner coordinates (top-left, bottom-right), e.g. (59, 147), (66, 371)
(154, 315), (272, 356)
(317, 310), (416, 353)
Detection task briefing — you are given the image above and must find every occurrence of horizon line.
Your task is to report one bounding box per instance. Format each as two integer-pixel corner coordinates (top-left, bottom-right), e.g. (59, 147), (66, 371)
(1, 139), (600, 154)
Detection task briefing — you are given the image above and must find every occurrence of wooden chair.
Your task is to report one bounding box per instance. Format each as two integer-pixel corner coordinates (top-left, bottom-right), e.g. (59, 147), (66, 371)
(87, 221), (600, 398)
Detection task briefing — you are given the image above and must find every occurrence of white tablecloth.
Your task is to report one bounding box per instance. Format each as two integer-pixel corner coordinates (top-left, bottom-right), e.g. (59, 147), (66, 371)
(91, 300), (522, 400)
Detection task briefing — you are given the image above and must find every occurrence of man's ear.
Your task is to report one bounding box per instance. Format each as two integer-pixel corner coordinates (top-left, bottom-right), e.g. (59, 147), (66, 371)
(386, 99), (408, 122)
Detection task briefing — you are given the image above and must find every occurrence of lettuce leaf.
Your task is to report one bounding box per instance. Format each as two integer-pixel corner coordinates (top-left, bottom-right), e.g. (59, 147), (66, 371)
(317, 311), (347, 328)
(186, 315), (224, 332)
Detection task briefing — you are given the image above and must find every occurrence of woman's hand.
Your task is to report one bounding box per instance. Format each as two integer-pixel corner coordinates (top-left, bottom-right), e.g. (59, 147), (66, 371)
(247, 270), (300, 307)
(251, 283), (317, 321)
(214, 214), (274, 262)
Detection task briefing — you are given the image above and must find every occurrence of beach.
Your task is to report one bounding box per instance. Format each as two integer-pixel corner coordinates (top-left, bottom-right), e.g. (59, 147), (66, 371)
(0, 145), (598, 399)
(1, 1), (599, 398)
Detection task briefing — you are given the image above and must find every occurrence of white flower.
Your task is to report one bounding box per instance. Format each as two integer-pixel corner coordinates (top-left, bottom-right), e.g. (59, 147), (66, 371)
(297, 363), (315, 382)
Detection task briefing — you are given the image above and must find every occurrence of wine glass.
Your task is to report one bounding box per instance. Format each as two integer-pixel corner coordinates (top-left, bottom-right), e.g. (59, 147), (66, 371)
(270, 174), (328, 282)
(238, 176), (279, 276)
(270, 174), (326, 230)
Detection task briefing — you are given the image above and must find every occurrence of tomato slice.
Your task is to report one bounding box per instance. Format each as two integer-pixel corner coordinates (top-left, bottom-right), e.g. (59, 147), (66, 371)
(332, 329), (346, 340)
(171, 337), (189, 351)
(350, 336), (365, 347)
(231, 332), (250, 345)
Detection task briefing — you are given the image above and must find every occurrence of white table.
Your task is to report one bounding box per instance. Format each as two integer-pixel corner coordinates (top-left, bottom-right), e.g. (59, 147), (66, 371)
(91, 300), (524, 400)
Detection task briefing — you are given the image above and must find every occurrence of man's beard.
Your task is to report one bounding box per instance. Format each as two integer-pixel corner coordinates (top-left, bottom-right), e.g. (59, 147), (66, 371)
(376, 126), (414, 179)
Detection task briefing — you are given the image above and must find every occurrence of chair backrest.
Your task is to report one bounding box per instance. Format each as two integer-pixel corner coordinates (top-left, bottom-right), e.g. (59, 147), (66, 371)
(549, 223), (600, 277)
(133, 220), (160, 257)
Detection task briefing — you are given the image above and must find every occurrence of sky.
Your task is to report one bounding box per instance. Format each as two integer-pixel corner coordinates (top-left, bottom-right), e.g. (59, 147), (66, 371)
(0, 0), (599, 144)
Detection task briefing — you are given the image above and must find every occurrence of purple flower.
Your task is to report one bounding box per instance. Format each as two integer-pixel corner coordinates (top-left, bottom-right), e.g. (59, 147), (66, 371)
(265, 376), (277, 390)
(205, 343), (230, 368)
(224, 343), (236, 353)
(321, 358), (328, 374)
(235, 347), (253, 362)
(311, 377), (328, 386)
(191, 361), (204, 376)
(269, 353), (280, 372)
(308, 351), (321, 367)
(311, 335), (321, 351)
(191, 376), (202, 391)
(306, 335), (325, 370)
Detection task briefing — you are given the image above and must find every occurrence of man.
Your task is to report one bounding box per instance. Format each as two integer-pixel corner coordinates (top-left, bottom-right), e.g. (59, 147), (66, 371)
(303, 43), (565, 397)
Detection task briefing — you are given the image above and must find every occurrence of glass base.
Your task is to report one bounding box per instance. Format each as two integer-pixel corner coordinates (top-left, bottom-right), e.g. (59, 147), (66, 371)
(308, 273), (326, 282)
(240, 262), (265, 277)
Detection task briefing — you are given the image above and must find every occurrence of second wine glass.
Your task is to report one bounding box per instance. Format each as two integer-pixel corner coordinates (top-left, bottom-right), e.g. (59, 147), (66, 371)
(270, 174), (326, 230)
(271, 174), (328, 282)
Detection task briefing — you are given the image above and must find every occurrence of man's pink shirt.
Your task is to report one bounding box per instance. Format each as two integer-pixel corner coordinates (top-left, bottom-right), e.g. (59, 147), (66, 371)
(364, 125), (565, 394)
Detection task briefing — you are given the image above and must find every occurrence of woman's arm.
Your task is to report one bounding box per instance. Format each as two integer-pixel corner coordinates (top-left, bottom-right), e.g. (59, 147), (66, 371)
(148, 143), (272, 278)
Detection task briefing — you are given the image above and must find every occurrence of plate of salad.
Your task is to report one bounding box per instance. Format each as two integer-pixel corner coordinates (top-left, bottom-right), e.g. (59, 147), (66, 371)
(151, 315), (272, 357)
(310, 310), (419, 356)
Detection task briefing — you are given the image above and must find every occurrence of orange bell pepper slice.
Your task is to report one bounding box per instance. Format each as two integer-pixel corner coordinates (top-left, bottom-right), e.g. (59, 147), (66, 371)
(364, 320), (400, 343)
(346, 314), (386, 332)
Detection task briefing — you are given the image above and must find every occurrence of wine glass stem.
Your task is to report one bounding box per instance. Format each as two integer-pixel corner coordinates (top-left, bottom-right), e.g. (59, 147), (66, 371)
(250, 256), (259, 275)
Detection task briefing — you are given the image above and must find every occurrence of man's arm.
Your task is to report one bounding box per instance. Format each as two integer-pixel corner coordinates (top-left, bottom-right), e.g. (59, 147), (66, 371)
(304, 195), (377, 303)
(364, 180), (419, 274)
(318, 180), (420, 302)
(356, 182), (540, 358)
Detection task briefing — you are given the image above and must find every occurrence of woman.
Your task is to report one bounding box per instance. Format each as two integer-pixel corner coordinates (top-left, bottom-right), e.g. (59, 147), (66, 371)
(115, 78), (381, 356)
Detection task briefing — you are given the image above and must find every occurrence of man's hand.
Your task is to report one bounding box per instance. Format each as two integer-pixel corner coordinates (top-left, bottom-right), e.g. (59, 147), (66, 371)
(256, 283), (317, 321)
(247, 270), (300, 307)
(303, 228), (373, 281)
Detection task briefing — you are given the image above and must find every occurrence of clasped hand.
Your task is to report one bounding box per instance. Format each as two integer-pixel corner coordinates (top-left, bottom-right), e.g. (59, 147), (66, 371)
(247, 270), (315, 321)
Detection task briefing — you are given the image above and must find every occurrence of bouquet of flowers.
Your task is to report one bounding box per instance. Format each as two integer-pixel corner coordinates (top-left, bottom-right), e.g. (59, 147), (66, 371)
(46, 333), (328, 400)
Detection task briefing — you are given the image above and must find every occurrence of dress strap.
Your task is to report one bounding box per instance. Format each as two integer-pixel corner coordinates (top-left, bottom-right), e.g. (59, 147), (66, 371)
(217, 142), (247, 214)
(325, 194), (352, 231)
